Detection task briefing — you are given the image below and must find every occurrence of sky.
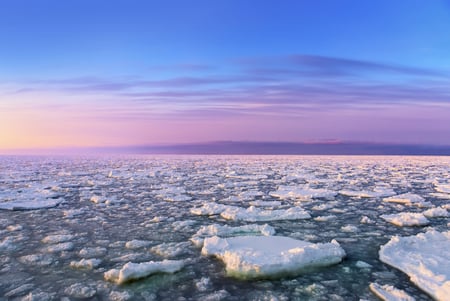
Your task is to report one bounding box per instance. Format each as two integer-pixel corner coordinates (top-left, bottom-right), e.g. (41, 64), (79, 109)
(1, 0), (450, 151)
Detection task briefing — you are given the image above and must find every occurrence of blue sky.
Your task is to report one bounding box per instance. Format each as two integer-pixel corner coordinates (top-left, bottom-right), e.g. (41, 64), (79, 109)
(1, 0), (450, 149)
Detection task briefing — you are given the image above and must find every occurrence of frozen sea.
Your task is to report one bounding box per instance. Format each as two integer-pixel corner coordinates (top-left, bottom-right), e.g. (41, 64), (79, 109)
(0, 155), (449, 300)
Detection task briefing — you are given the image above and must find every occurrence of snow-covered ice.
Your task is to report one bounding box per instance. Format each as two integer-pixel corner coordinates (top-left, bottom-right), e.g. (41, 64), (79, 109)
(201, 235), (345, 279)
(380, 213), (430, 227)
(1, 155), (449, 299)
(379, 230), (450, 300)
(369, 283), (415, 301)
(383, 193), (431, 207)
(104, 260), (186, 284)
(220, 205), (311, 222)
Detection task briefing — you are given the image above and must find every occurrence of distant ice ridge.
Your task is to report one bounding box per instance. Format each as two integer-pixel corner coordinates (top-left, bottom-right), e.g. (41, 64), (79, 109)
(379, 230), (450, 301)
(202, 236), (345, 279)
(104, 260), (186, 284)
(369, 283), (415, 301)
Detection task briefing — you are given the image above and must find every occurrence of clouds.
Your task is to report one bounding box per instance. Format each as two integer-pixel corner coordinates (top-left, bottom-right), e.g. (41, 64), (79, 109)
(2, 54), (450, 148)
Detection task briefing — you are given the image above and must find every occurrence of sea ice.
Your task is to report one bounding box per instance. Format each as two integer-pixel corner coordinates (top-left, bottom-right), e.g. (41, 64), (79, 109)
(383, 193), (431, 208)
(70, 258), (102, 269)
(201, 236), (345, 279)
(434, 184), (450, 194)
(422, 207), (448, 218)
(220, 205), (311, 222)
(380, 213), (430, 227)
(191, 223), (275, 247)
(104, 259), (186, 284)
(125, 239), (152, 249)
(64, 283), (96, 298)
(42, 234), (74, 244)
(190, 203), (229, 216)
(0, 198), (63, 210)
(379, 230), (450, 301)
(369, 283), (415, 301)
(270, 186), (337, 200)
(150, 241), (191, 257)
(339, 188), (396, 198)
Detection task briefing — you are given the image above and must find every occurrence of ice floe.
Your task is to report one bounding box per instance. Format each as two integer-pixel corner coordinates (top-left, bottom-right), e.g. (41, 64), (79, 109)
(220, 205), (311, 222)
(70, 258), (102, 269)
(64, 283), (96, 298)
(380, 213), (430, 227)
(423, 207), (448, 218)
(0, 198), (63, 210)
(270, 186), (337, 200)
(369, 283), (415, 301)
(104, 260), (186, 284)
(339, 188), (396, 198)
(383, 193), (431, 207)
(190, 203), (229, 216)
(379, 230), (450, 301)
(150, 241), (191, 257)
(191, 223), (275, 247)
(201, 236), (345, 279)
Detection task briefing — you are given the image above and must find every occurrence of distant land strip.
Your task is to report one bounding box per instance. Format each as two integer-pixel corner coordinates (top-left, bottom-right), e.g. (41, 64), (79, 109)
(107, 141), (450, 156)
(2, 141), (450, 156)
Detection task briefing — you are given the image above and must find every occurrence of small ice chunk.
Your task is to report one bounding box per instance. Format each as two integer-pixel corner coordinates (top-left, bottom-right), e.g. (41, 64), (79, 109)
(45, 242), (74, 252)
(423, 207), (448, 218)
(79, 247), (107, 258)
(355, 261), (372, 269)
(70, 258), (102, 269)
(270, 186), (337, 200)
(369, 283), (415, 301)
(220, 205), (311, 222)
(190, 203), (229, 216)
(7, 224), (23, 231)
(381, 213), (430, 227)
(109, 290), (133, 301)
(125, 240), (152, 249)
(42, 234), (74, 244)
(434, 184), (450, 194)
(18, 254), (54, 266)
(64, 283), (96, 298)
(150, 241), (191, 257)
(314, 215), (337, 222)
(360, 216), (375, 224)
(339, 188), (395, 198)
(195, 277), (211, 292)
(248, 200), (282, 207)
(379, 230), (450, 300)
(383, 193), (431, 207)
(341, 225), (359, 233)
(104, 260), (185, 284)
(202, 236), (345, 279)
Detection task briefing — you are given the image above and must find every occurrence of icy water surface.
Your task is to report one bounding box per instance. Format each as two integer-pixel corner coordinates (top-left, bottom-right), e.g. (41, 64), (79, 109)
(0, 155), (449, 300)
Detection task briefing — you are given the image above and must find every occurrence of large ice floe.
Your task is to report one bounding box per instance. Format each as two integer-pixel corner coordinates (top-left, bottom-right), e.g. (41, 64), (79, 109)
(379, 230), (450, 301)
(383, 193), (431, 207)
(201, 236), (346, 279)
(104, 260), (186, 284)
